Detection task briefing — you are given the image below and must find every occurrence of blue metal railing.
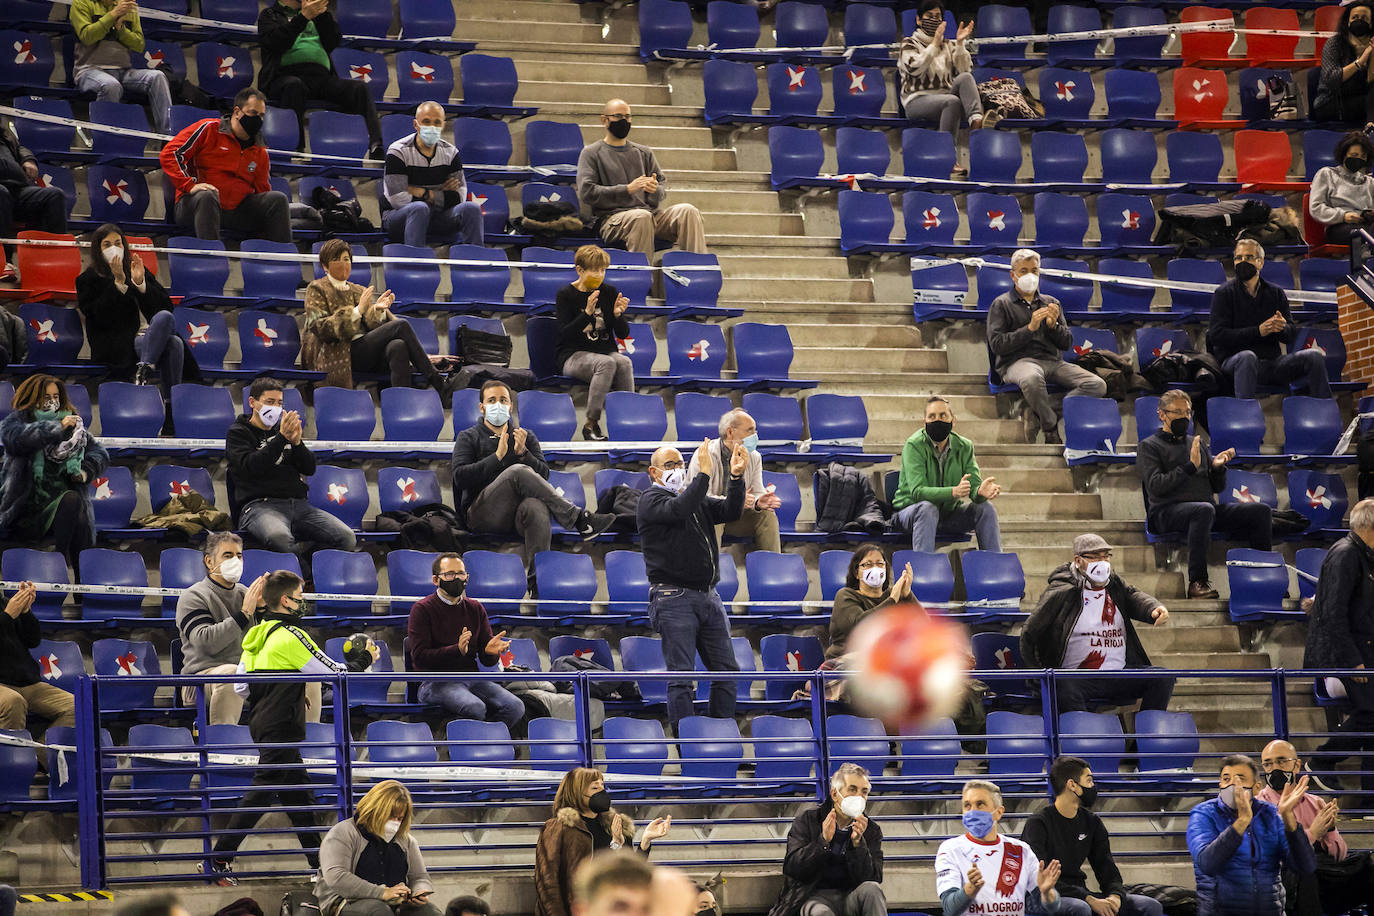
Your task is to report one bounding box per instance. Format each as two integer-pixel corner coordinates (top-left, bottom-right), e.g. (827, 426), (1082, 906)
(39, 666), (1373, 889)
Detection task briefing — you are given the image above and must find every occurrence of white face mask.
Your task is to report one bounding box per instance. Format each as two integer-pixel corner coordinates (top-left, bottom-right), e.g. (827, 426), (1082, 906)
(661, 468), (687, 494)
(861, 566), (886, 588)
(256, 404), (283, 427)
(839, 795), (866, 819)
(382, 819), (401, 842)
(1084, 560), (1111, 587)
(1016, 271), (1039, 295)
(217, 556), (243, 585)
(103, 244), (124, 264)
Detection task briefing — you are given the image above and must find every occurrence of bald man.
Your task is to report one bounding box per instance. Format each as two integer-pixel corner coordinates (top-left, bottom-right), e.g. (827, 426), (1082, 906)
(638, 441), (745, 728)
(1258, 739), (1374, 915)
(576, 98), (707, 257)
(382, 101), (483, 247)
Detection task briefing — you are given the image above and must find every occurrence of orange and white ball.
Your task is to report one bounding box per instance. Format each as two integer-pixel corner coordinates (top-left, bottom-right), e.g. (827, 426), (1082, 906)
(845, 602), (971, 729)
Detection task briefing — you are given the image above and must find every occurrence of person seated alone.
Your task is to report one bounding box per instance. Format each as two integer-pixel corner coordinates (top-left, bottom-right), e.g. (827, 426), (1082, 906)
(1308, 130), (1374, 244)
(69, 0), (172, 132)
(554, 244), (635, 442)
(891, 395), (1001, 553)
(382, 102), (482, 248)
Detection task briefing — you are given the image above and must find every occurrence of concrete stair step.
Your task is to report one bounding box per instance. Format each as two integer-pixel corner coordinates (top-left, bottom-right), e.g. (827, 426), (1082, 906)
(674, 188), (791, 213)
(714, 255), (854, 279)
(721, 276), (874, 302)
(791, 345), (947, 372)
(1009, 544), (1164, 573)
(454, 0), (589, 21)
(673, 169), (772, 189)
(985, 491), (1102, 520)
(459, 18), (609, 43)
(859, 392), (1001, 420)
(808, 370), (987, 393)
(784, 323), (924, 349)
(519, 79), (671, 106)
(649, 146), (739, 171)
(711, 234), (836, 251)
(729, 300), (914, 322)
(867, 417), (1018, 444)
(521, 101), (716, 127)
(701, 212), (806, 235)
(510, 59), (655, 84)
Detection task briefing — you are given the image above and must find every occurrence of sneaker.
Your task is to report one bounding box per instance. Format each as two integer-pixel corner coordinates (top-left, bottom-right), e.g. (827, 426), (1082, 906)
(199, 860), (238, 887)
(367, 144), (385, 162)
(133, 362), (154, 387)
(1043, 429), (1063, 446)
(578, 511), (617, 541)
(1188, 580), (1220, 599)
(582, 421), (607, 442)
(430, 374), (453, 410)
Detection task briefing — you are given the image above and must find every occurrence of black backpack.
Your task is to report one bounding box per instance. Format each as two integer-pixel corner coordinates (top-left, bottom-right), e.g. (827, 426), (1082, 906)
(311, 186), (375, 235)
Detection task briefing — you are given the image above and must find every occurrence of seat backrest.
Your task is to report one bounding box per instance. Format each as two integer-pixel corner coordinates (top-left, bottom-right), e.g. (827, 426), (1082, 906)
(604, 550), (649, 617)
(1225, 547), (1289, 620)
(1283, 396), (1344, 456)
(1058, 710), (1125, 775)
(1039, 69), (1094, 120)
(88, 466), (137, 534)
(1032, 191), (1087, 245)
(1209, 397), (1266, 455)
(966, 191), (1022, 246)
(768, 64), (823, 119)
(333, 48), (389, 102)
(2, 549), (67, 619)
(519, 246), (576, 309)
(549, 635), (615, 671)
(1234, 129), (1292, 184)
(1046, 5), (1101, 64)
(127, 723), (194, 791)
(826, 713), (891, 774)
(1218, 468), (1278, 508)
(377, 467), (441, 514)
(742, 391), (804, 441)
(674, 392), (732, 441)
(380, 387), (445, 441)
(838, 189), (895, 251)
(397, 50), (454, 103)
(1062, 397), (1123, 454)
(902, 192), (959, 247)
(534, 551), (597, 615)
(524, 121), (585, 169)
(733, 322), (794, 381)
(196, 41), (254, 96)
(759, 633), (823, 701)
(240, 240), (304, 302)
(902, 128), (956, 179)
(744, 550), (809, 614)
(460, 53), (518, 107)
(1097, 193), (1157, 249)
(1174, 66), (1230, 121)
(836, 127), (890, 177)
(661, 252), (722, 312)
(601, 716), (668, 776)
(93, 639), (160, 712)
(769, 125), (824, 186)
(1135, 710), (1200, 772)
(1288, 469), (1347, 530)
(463, 549), (528, 610)
(831, 65), (885, 118)
(974, 4), (1032, 63)
(399, 0), (455, 38)
(453, 117), (513, 167)
(88, 101), (150, 158)
(639, 0), (693, 59)
(1103, 71), (1162, 122)
(707, 0), (760, 49)
(314, 387), (377, 442)
(518, 390), (577, 443)
(986, 710), (1049, 776)
(969, 129), (1023, 183)
(1179, 7), (1235, 65)
(703, 58), (761, 123)
(308, 465), (369, 530)
(366, 719), (436, 764)
(971, 632), (1022, 671)
(1166, 130), (1225, 184)
(846, 4), (896, 47)
(806, 393), (868, 442)
(678, 716), (744, 780)
(1063, 327), (1119, 363)
(604, 391), (668, 442)
(237, 310), (303, 372)
(1112, 6), (1167, 60)
(961, 550), (1025, 604)
(20, 302), (84, 365)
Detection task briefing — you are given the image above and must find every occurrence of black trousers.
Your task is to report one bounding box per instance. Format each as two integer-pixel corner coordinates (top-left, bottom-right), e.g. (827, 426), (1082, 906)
(1287, 850), (1374, 916)
(1319, 677), (1374, 794)
(16, 490), (93, 577)
(1313, 84), (1374, 125)
(1056, 667), (1177, 713)
(349, 320), (437, 389)
(0, 184), (67, 240)
(264, 63), (382, 150)
(1149, 501), (1273, 585)
(212, 745), (322, 868)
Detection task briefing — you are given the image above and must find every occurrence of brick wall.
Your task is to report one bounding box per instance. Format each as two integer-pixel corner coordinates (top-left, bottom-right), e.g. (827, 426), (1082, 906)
(1338, 284), (1374, 387)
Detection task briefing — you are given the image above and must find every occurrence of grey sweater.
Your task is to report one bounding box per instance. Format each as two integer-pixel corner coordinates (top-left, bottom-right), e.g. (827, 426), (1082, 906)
(575, 139), (666, 222)
(688, 437), (765, 509)
(317, 818), (435, 916)
(174, 577), (249, 674)
(1309, 164), (1374, 226)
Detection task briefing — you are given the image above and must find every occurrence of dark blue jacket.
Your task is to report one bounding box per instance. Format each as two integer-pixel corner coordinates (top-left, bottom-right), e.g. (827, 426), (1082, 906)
(637, 471), (743, 591)
(1186, 796), (1315, 916)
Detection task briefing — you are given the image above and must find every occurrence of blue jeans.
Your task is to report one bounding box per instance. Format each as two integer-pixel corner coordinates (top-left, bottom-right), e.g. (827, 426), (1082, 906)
(894, 500), (1001, 553)
(75, 66), (172, 132)
(1221, 348), (1331, 400)
(649, 585), (738, 727)
(419, 678), (525, 729)
(383, 199), (483, 247)
(1050, 894), (1164, 916)
(136, 310), (185, 398)
(240, 497), (358, 557)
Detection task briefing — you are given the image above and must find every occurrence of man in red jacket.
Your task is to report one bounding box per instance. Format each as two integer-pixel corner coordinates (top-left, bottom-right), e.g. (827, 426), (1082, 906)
(159, 87), (290, 242)
(406, 552), (523, 729)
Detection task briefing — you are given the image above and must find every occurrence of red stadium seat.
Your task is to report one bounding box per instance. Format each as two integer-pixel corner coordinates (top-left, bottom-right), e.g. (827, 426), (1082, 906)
(1173, 67), (1245, 130)
(1234, 130), (1310, 192)
(16, 231), (81, 300)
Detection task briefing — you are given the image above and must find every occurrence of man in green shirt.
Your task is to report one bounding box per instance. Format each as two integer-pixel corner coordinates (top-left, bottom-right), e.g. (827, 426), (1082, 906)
(256, 0), (383, 158)
(69, 0), (172, 132)
(891, 395), (1003, 552)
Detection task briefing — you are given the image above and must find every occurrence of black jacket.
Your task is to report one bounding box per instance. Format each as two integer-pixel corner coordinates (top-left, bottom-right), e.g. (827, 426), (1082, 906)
(1137, 429), (1226, 517)
(814, 463), (886, 534)
(554, 282), (631, 371)
(1021, 563), (1162, 669)
(0, 608), (41, 689)
(256, 3), (341, 92)
(0, 132), (35, 194)
(1022, 803), (1128, 902)
(638, 472), (743, 591)
(1205, 277), (1296, 363)
(75, 267), (198, 377)
(768, 800), (884, 916)
(225, 414), (316, 505)
(986, 290), (1073, 372)
(1304, 532), (1374, 670)
(449, 421), (550, 523)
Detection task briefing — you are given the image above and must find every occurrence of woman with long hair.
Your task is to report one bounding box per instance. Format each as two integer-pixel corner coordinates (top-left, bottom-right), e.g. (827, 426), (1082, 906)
(1313, 2), (1374, 123)
(74, 223), (191, 409)
(316, 779), (440, 915)
(0, 374), (108, 574)
(533, 767), (671, 916)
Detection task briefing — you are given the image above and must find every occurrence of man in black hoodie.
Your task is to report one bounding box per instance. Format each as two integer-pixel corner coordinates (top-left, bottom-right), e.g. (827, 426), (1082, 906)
(256, 0), (383, 158)
(225, 377), (355, 568)
(638, 440), (745, 728)
(1020, 534), (1174, 714)
(0, 132), (67, 281)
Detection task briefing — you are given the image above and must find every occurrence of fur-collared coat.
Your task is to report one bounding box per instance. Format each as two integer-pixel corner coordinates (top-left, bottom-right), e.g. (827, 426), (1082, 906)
(0, 409), (109, 542)
(534, 806), (636, 916)
(301, 277), (393, 389)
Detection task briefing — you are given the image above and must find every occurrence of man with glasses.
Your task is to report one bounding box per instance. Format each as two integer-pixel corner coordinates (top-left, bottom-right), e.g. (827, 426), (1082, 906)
(406, 552), (520, 729)
(1136, 389), (1271, 599)
(1257, 739), (1373, 916)
(1206, 239), (1331, 400)
(639, 441), (746, 730)
(575, 98), (706, 257)
(1021, 534), (1173, 714)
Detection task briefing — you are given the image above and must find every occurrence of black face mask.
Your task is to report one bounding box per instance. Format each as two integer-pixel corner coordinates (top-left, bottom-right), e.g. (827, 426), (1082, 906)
(1267, 768), (1293, 793)
(925, 420), (952, 443)
(237, 113), (263, 139)
(1352, 18), (1372, 38)
(607, 119), (631, 140)
(920, 16), (941, 34)
(1169, 416), (1190, 437)
(439, 577), (467, 598)
(1234, 260), (1259, 282)
(1075, 783), (1098, 808)
(1347, 157), (1368, 173)
(587, 789), (612, 814)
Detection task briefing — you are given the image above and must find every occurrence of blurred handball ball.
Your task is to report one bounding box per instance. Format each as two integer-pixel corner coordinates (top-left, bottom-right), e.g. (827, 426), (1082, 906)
(847, 602), (970, 728)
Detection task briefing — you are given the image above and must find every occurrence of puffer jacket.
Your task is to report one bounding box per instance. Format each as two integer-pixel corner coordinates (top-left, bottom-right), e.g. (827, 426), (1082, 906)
(1186, 796), (1315, 916)
(814, 463), (886, 534)
(534, 806), (636, 916)
(0, 409), (109, 543)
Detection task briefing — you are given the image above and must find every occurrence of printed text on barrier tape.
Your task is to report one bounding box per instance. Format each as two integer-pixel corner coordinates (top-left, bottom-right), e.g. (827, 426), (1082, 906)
(912, 256), (1339, 306)
(0, 235), (721, 277)
(96, 436), (800, 452)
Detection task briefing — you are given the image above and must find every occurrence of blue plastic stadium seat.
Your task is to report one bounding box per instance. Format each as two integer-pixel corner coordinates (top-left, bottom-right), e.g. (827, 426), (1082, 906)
(308, 465), (370, 531)
(744, 551), (809, 619)
(1288, 469), (1348, 532)
(314, 387), (377, 442)
(678, 716), (744, 781)
(768, 65), (837, 127)
(333, 48), (389, 103)
(845, 4), (896, 59)
(527, 718), (581, 771)
(524, 121), (585, 178)
(1291, 329), (1347, 384)
(608, 250), (653, 314)
(901, 192), (960, 254)
(1296, 546), (1327, 601)
(453, 117), (517, 178)
(158, 548), (204, 615)
(974, 5), (1032, 66)
(661, 252), (728, 317)
(1283, 396), (1348, 461)
(601, 717), (669, 776)
(965, 192), (1022, 251)
(367, 720), (436, 766)
(818, 550), (850, 602)
(1135, 710), (1201, 776)
(382, 243), (444, 310)
(961, 550), (1025, 622)
(752, 715), (816, 782)
(986, 710), (1050, 779)
(29, 639), (83, 695)
(380, 387), (444, 441)
(92, 639), (160, 712)
(605, 391), (668, 447)
(10, 98), (92, 165)
(827, 714), (891, 776)
(1062, 398), (1130, 466)
(549, 636), (615, 671)
(238, 309), (317, 378)
(534, 551), (597, 618)
(836, 128), (891, 179)
(1136, 328), (1194, 371)
(86, 166), (163, 232)
(742, 392), (805, 454)
(326, 637), (394, 705)
(463, 550), (528, 616)
(200, 724), (257, 801)
(239, 240), (303, 308)
(1064, 328), (1119, 363)
(1046, 5), (1103, 67)
(968, 130), (1023, 187)
(1167, 131), (1238, 191)
(1098, 258), (1157, 317)
(2, 550), (68, 620)
(1039, 73), (1096, 131)
(760, 634), (823, 701)
(1167, 260), (1227, 316)
(2, 31), (83, 97)
(313, 549), (379, 617)
(1218, 468), (1278, 510)
(385, 549), (438, 613)
(398, 0), (473, 49)
(126, 724), (194, 795)
(78, 548), (147, 620)
(460, 54), (533, 118)
(20, 302), (86, 371)
(594, 469), (651, 502)
(88, 101), (154, 164)
(902, 128), (958, 183)
(1059, 711), (1126, 777)
(674, 392), (732, 441)
(1099, 129), (1160, 188)
(520, 247), (577, 312)
(639, 0), (695, 61)
(708, 0), (761, 51)
(605, 550), (650, 620)
(46, 725), (114, 803)
(1097, 193), (1165, 256)
(733, 322), (814, 388)
(619, 635), (672, 704)
(167, 237), (236, 308)
(1033, 192), (1093, 256)
(806, 393), (872, 456)
(703, 59), (773, 127)
(241, 549), (301, 584)
(519, 391), (578, 451)
(839, 190), (899, 254)
(718, 551), (739, 605)
(901, 551), (956, 610)
(395, 50), (454, 107)
(1227, 548), (1298, 622)
(770, 127), (834, 192)
(1208, 397), (1269, 463)
(0, 728), (36, 805)
(898, 717), (960, 786)
(196, 42), (253, 99)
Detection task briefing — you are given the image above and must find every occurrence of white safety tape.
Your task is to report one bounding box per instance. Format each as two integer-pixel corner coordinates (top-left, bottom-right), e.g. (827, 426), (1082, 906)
(1333, 411), (1374, 456)
(0, 235), (721, 275)
(911, 256), (1339, 306)
(0, 732), (719, 784)
(42, 0), (257, 34)
(1062, 446), (1136, 461)
(95, 436), (785, 453)
(1225, 558), (1320, 584)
